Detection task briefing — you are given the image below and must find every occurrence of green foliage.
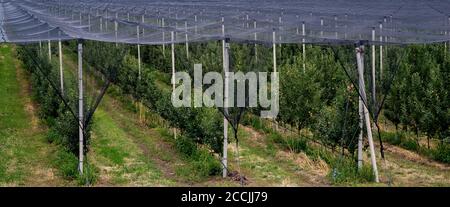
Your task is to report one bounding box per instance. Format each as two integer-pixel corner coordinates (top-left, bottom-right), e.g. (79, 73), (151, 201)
(279, 56), (322, 131)
(284, 136), (308, 153)
(384, 45), (449, 147)
(52, 150), (79, 179)
(432, 144), (450, 163)
(175, 136), (221, 179)
(85, 41), (224, 155)
(328, 158), (375, 184)
(52, 150), (99, 185)
(17, 45), (93, 155)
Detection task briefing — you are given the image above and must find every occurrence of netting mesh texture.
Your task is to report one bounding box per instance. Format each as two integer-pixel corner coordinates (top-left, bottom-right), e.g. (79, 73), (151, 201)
(1, 0), (450, 45)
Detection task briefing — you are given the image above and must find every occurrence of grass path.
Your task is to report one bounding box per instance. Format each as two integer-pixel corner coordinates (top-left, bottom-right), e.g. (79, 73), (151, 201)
(376, 143), (450, 187)
(0, 45), (68, 186)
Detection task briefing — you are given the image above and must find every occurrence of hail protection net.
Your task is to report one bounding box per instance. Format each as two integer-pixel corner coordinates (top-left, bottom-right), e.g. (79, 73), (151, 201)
(1, 0), (450, 45)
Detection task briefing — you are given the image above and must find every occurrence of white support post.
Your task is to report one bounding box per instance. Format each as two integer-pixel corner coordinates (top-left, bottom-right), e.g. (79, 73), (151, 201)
(222, 18), (228, 178)
(356, 44), (379, 183)
(194, 15), (198, 35)
(100, 17), (103, 32)
(380, 22), (383, 81)
(273, 30), (277, 73)
(302, 21), (306, 73)
(115, 13), (118, 47)
(254, 21), (257, 62)
(246, 14), (249, 28)
(137, 26), (141, 79)
(185, 21), (189, 59)
(278, 16), (282, 47)
(358, 90), (364, 169)
(59, 39), (64, 94)
(334, 15), (338, 39)
(137, 25), (142, 122)
(77, 40), (84, 176)
(142, 15), (145, 37)
(48, 40), (51, 61)
(320, 18), (324, 37)
(273, 29), (278, 130)
(162, 18), (165, 57)
(105, 10), (108, 31)
(371, 27), (376, 110)
(223, 42), (229, 179)
(171, 31), (176, 139)
(88, 13), (91, 32)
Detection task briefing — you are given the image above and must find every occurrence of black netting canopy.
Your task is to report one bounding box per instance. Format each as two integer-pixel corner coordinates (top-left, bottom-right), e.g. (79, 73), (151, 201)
(1, 0), (450, 45)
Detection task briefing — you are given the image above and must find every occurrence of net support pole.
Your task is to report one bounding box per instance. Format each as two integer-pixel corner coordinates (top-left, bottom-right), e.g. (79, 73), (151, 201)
(273, 30), (277, 73)
(320, 18), (323, 38)
(77, 40), (84, 176)
(88, 13), (91, 32)
(357, 89), (364, 169)
(334, 15), (338, 39)
(105, 10), (108, 31)
(48, 40), (51, 61)
(222, 21), (229, 178)
(58, 39), (64, 94)
(371, 27), (376, 112)
(356, 44), (379, 183)
(194, 15), (198, 35)
(272, 29), (278, 130)
(254, 21), (257, 63)
(380, 22), (383, 82)
(162, 18), (166, 57)
(302, 21), (306, 73)
(185, 21), (189, 59)
(142, 15), (145, 37)
(171, 31), (176, 139)
(115, 13), (118, 47)
(222, 48), (229, 177)
(137, 25), (142, 122)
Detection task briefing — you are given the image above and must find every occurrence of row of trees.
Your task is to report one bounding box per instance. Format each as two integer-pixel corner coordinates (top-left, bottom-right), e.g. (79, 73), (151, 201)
(83, 41), (225, 157)
(17, 45), (93, 155)
(137, 41), (448, 161)
(383, 45), (449, 151)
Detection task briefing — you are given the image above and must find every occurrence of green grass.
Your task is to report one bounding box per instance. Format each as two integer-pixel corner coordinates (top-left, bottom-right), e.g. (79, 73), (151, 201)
(0, 45), (70, 186)
(0, 45), (36, 184)
(89, 108), (175, 186)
